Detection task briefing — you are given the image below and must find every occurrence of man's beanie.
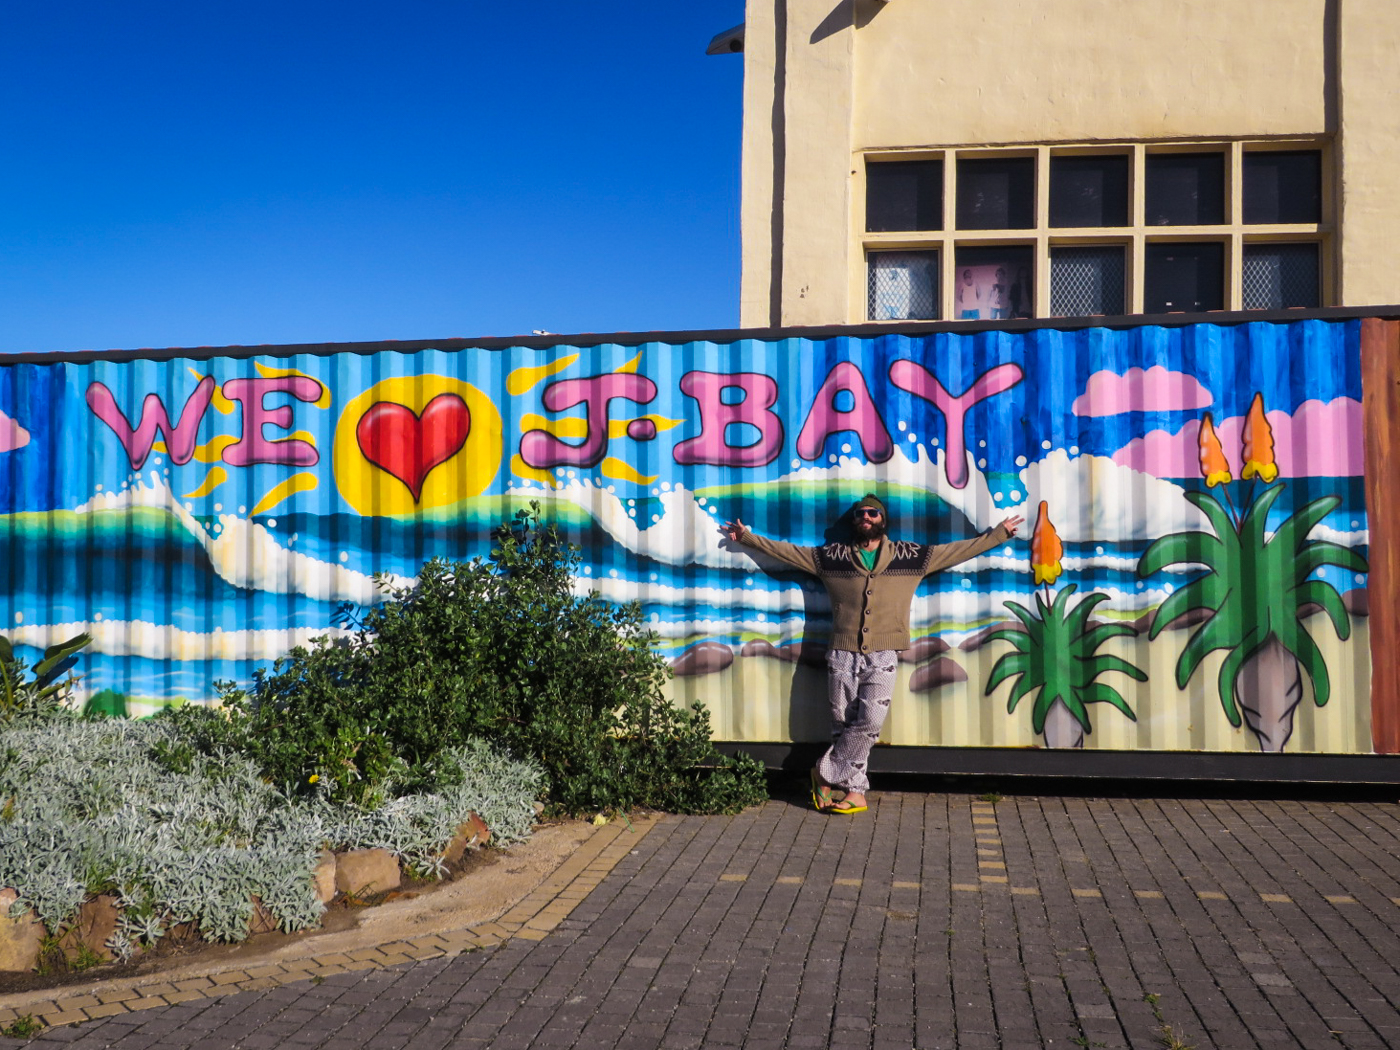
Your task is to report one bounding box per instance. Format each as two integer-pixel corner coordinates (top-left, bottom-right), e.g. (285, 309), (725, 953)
(854, 493), (887, 516)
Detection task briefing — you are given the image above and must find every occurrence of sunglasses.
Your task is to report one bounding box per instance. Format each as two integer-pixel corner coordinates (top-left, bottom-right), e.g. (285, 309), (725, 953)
(855, 508), (883, 519)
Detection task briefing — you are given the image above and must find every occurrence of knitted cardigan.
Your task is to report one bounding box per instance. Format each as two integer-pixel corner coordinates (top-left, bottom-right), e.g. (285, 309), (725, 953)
(736, 524), (1013, 653)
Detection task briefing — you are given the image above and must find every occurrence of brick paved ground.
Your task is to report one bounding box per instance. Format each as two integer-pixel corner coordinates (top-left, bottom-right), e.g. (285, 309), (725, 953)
(6, 786), (1400, 1049)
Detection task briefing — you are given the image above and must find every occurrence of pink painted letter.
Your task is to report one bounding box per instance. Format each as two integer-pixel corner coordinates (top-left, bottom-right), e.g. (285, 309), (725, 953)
(86, 377), (215, 469)
(888, 361), (1024, 488)
(673, 372), (784, 467)
(519, 373), (658, 469)
(796, 362), (894, 463)
(221, 377), (323, 467)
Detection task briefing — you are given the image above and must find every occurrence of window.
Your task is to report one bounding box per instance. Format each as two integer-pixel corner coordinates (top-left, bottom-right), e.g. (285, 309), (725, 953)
(956, 157), (1035, 229)
(1243, 151), (1321, 225)
(866, 160), (943, 232)
(953, 246), (1033, 319)
(1051, 246), (1125, 316)
(1144, 243), (1224, 313)
(1242, 244), (1320, 309)
(860, 140), (1327, 321)
(868, 251), (940, 320)
(1145, 152), (1225, 225)
(1050, 155), (1129, 228)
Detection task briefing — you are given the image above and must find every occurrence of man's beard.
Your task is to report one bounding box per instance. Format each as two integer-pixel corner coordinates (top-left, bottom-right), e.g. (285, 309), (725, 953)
(855, 518), (887, 542)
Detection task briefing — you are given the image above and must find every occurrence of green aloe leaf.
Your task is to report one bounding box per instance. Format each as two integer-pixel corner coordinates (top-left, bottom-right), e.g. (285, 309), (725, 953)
(1291, 580), (1351, 641)
(986, 652), (1031, 696)
(1176, 607), (1241, 689)
(1139, 530), (1223, 579)
(1080, 654), (1149, 684)
(1294, 542), (1368, 580)
(1149, 574), (1227, 640)
(1006, 674), (1038, 715)
(1269, 494), (1340, 553)
(1214, 626), (1265, 726)
(1286, 627), (1331, 708)
(1237, 484), (1286, 552)
(1080, 682), (1138, 721)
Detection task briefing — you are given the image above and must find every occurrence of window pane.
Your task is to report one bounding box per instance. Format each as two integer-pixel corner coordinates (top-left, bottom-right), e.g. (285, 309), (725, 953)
(1050, 156), (1129, 227)
(1145, 153), (1225, 225)
(1242, 243), (1320, 309)
(1243, 151), (1322, 225)
(1050, 247), (1126, 316)
(1144, 242), (1224, 312)
(866, 160), (943, 232)
(956, 157), (1035, 229)
(868, 251), (940, 320)
(953, 246), (1033, 319)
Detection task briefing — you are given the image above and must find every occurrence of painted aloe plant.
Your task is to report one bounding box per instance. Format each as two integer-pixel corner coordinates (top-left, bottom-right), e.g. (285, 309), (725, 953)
(985, 502), (1145, 748)
(1138, 394), (1367, 751)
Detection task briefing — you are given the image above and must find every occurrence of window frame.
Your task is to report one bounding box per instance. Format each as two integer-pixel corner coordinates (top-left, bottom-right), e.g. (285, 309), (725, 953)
(856, 139), (1331, 322)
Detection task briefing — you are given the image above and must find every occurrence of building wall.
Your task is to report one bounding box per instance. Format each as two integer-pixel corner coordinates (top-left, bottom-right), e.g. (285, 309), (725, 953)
(739, 0), (1400, 327)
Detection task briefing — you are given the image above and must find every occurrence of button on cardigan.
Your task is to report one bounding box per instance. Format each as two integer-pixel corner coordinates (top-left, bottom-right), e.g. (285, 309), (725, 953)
(736, 524), (1014, 653)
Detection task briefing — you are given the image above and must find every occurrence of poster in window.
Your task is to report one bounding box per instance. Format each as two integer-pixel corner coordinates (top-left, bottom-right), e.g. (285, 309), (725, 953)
(953, 261), (1033, 320)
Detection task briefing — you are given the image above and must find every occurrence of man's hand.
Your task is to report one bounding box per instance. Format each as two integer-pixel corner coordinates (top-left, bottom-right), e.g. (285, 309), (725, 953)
(999, 515), (1025, 537)
(722, 518), (748, 542)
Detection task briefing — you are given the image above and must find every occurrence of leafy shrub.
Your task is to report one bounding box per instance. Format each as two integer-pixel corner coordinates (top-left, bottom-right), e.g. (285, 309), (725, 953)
(0, 717), (541, 953)
(217, 503), (767, 815)
(0, 633), (91, 725)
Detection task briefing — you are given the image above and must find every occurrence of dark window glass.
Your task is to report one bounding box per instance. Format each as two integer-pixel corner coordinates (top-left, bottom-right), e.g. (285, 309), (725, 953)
(1145, 153), (1225, 225)
(1242, 243), (1320, 309)
(868, 251), (940, 320)
(1243, 151), (1322, 225)
(866, 160), (943, 232)
(1144, 242), (1224, 313)
(1050, 246), (1126, 316)
(1049, 155), (1129, 227)
(952, 245), (1033, 319)
(956, 157), (1034, 229)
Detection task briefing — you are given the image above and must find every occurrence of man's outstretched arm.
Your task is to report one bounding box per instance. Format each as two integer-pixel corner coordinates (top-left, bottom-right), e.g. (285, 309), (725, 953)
(722, 518), (821, 575)
(924, 514), (1024, 575)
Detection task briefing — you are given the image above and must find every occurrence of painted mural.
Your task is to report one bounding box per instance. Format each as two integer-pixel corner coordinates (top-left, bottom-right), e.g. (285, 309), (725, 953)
(0, 319), (1373, 753)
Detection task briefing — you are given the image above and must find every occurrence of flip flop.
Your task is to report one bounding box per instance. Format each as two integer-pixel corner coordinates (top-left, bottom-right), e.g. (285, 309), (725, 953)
(827, 800), (868, 815)
(810, 769), (833, 812)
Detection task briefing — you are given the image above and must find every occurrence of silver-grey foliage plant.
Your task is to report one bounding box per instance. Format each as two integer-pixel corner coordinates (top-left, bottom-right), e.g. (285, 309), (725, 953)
(0, 718), (541, 958)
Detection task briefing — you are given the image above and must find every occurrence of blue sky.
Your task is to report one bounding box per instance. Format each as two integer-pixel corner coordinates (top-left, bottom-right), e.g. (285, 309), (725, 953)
(0, 2), (746, 353)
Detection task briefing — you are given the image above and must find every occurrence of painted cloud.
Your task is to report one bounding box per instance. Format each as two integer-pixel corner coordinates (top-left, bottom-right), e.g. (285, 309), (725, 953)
(0, 410), (29, 453)
(1072, 365), (1213, 416)
(1111, 397), (1364, 478)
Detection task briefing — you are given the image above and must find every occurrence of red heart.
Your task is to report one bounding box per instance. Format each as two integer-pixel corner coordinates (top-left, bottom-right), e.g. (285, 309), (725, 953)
(356, 394), (470, 502)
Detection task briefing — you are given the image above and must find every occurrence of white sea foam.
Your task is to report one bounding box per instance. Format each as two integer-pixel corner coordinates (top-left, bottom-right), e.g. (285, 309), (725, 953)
(75, 472), (407, 604)
(2, 619), (356, 662)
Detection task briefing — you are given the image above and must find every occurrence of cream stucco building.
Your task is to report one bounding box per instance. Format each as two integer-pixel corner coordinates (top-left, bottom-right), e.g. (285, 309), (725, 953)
(714, 0), (1399, 328)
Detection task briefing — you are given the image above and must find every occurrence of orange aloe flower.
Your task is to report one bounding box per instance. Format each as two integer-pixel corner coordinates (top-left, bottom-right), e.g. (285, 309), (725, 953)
(1197, 412), (1232, 488)
(1240, 392), (1278, 483)
(1030, 501), (1064, 586)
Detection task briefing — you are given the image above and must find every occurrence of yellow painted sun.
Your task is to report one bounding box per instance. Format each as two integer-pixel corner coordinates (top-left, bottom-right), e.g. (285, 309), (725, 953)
(332, 375), (502, 516)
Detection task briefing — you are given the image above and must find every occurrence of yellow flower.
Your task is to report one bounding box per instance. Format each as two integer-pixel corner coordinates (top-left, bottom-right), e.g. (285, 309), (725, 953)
(1197, 413), (1232, 488)
(308, 774), (320, 784)
(1030, 501), (1064, 587)
(1240, 392), (1278, 483)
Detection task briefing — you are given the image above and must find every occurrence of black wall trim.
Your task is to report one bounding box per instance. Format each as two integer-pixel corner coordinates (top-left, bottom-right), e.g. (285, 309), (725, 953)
(717, 742), (1400, 786)
(5, 306), (1398, 367)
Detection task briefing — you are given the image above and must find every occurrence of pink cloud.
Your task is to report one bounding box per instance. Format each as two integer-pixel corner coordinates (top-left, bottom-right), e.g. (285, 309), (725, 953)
(1111, 397), (1364, 479)
(1072, 365), (1214, 416)
(0, 410), (28, 454)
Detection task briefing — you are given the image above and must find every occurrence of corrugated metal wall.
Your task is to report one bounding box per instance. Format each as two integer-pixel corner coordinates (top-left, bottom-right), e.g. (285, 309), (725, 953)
(0, 318), (1375, 754)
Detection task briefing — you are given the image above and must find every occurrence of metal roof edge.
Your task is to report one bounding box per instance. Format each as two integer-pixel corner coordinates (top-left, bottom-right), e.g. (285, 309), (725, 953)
(3, 305), (1396, 367)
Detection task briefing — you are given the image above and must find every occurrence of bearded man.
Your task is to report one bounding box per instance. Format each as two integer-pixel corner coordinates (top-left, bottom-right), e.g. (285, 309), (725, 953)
(723, 494), (1021, 814)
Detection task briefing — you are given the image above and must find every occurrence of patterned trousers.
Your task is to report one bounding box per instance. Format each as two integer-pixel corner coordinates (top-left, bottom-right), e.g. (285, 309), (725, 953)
(816, 649), (897, 795)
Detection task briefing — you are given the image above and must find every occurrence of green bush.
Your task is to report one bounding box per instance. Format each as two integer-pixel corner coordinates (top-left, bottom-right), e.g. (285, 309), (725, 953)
(217, 504), (767, 816)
